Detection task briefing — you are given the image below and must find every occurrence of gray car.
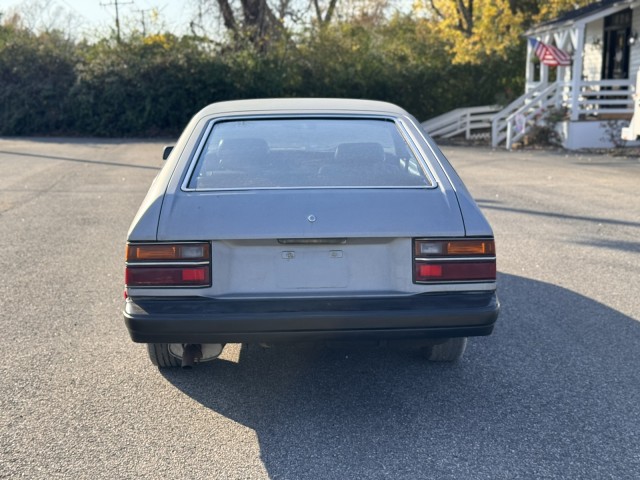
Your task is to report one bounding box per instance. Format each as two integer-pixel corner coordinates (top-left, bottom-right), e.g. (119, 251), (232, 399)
(123, 98), (499, 368)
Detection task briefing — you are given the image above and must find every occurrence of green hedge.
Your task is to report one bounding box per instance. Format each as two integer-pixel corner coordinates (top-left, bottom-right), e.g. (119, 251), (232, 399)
(0, 20), (524, 137)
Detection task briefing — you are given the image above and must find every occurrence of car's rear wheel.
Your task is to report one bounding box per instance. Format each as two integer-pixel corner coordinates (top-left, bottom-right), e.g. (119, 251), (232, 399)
(147, 343), (181, 368)
(422, 337), (467, 362)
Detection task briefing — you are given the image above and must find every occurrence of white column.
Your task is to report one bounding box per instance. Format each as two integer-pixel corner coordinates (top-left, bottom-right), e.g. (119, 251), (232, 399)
(541, 64), (549, 84)
(570, 23), (586, 121)
(556, 65), (565, 107)
(525, 39), (534, 91)
(541, 33), (551, 85)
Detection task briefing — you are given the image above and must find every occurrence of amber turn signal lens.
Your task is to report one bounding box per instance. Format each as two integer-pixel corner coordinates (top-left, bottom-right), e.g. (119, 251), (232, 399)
(126, 243), (210, 262)
(414, 239), (495, 257)
(446, 240), (495, 256)
(127, 244), (177, 261)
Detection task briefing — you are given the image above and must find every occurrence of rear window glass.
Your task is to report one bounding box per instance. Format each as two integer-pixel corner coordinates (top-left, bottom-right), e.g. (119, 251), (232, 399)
(186, 118), (432, 189)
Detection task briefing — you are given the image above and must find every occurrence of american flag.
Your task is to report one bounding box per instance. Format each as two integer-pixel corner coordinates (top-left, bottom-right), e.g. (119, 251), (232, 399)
(529, 38), (572, 67)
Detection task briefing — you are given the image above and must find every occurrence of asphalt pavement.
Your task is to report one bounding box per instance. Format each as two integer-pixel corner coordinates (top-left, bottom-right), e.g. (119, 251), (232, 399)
(1, 139), (639, 479)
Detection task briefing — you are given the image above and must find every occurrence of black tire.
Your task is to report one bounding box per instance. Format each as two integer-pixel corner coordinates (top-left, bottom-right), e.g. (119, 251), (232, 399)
(423, 337), (467, 362)
(147, 343), (182, 368)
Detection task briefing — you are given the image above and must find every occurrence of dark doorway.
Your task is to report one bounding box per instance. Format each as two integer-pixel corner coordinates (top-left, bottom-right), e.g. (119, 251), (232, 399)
(602, 9), (632, 80)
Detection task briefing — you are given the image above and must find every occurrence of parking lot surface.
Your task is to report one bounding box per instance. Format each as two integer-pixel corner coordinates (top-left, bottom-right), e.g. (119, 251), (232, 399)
(1, 139), (639, 478)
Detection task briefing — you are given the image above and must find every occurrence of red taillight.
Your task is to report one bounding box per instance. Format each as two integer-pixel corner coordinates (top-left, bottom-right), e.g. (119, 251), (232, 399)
(415, 261), (496, 282)
(413, 238), (496, 283)
(125, 266), (210, 287)
(125, 242), (211, 288)
(181, 268), (207, 282)
(416, 264), (443, 278)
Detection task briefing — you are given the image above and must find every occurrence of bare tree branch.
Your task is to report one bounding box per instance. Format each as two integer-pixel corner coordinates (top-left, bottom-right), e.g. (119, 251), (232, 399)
(312, 0), (323, 24)
(429, 0), (444, 20)
(455, 0), (473, 36)
(323, 0), (338, 24)
(215, 0), (238, 31)
(277, 0), (290, 20)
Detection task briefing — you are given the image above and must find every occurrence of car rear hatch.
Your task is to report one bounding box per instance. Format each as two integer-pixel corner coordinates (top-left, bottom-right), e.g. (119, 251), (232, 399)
(155, 188), (465, 297)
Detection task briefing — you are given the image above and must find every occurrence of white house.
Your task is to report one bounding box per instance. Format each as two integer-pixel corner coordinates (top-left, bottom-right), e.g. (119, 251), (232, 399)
(423, 0), (640, 150)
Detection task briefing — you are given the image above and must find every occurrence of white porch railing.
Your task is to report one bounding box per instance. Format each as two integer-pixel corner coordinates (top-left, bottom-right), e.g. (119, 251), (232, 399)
(423, 79), (634, 150)
(493, 79), (633, 149)
(571, 79), (634, 116)
(421, 105), (502, 140)
(527, 79), (634, 115)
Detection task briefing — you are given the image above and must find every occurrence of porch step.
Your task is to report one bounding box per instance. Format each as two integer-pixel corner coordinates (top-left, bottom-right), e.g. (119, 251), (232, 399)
(584, 113), (633, 121)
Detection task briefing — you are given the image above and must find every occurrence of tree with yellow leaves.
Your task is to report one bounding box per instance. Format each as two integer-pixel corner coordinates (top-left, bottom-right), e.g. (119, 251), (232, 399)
(416, 0), (593, 64)
(532, 0), (593, 23)
(415, 0), (524, 64)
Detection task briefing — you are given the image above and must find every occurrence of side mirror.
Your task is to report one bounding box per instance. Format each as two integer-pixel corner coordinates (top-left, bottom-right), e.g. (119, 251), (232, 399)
(162, 145), (174, 160)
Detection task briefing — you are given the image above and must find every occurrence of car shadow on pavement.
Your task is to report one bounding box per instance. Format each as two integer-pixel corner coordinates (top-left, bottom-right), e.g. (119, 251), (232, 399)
(476, 201), (640, 229)
(161, 273), (640, 479)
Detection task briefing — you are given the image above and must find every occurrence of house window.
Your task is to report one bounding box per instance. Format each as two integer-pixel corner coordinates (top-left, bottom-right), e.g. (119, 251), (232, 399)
(533, 59), (541, 82)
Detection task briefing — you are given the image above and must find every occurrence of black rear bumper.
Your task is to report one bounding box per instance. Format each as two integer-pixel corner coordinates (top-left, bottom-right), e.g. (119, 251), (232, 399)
(123, 291), (499, 343)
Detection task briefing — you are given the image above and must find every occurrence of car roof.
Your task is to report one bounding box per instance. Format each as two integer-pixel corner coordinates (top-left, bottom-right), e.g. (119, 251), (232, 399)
(195, 98), (410, 118)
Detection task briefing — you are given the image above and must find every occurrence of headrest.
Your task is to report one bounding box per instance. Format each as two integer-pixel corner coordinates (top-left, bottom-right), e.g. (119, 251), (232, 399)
(217, 138), (269, 157)
(335, 142), (385, 166)
(217, 137), (268, 170)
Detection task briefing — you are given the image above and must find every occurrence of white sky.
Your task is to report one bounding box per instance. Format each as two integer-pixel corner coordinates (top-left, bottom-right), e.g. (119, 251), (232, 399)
(0, 0), (197, 37)
(0, 0), (414, 38)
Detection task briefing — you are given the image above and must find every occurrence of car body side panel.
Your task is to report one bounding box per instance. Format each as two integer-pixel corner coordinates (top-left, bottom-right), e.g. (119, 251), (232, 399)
(127, 114), (207, 240)
(126, 186), (164, 241)
(408, 116), (494, 237)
